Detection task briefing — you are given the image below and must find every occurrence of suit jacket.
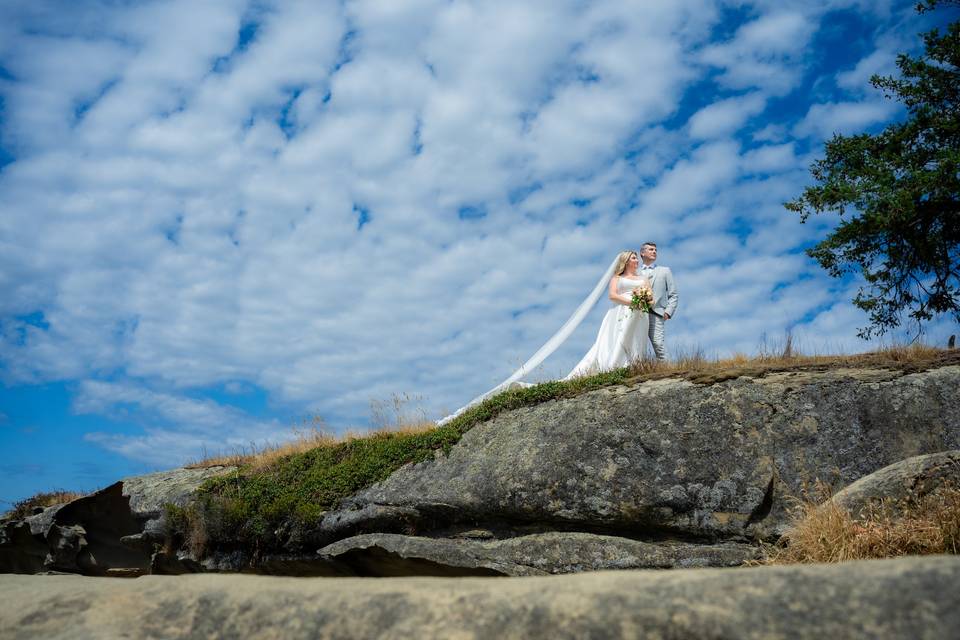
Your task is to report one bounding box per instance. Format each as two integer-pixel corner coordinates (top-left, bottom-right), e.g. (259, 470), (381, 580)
(644, 265), (678, 318)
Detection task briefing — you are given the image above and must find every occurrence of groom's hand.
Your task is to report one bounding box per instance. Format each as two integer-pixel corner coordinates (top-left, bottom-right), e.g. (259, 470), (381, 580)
(663, 312), (671, 320)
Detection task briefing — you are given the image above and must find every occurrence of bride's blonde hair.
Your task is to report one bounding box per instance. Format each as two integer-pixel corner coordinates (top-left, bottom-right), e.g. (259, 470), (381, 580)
(613, 250), (637, 276)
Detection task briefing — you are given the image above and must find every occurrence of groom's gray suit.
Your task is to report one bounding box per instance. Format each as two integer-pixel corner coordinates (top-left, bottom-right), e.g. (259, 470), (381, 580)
(640, 264), (678, 361)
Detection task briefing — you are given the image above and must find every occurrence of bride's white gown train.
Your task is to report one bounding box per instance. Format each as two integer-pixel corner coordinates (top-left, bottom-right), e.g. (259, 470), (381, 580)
(564, 276), (649, 379)
(436, 257), (648, 425)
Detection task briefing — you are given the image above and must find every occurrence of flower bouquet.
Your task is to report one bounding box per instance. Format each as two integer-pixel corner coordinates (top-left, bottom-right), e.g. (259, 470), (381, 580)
(630, 286), (654, 313)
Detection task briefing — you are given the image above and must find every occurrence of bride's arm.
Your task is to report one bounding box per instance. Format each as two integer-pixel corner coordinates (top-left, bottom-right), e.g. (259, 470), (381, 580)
(608, 276), (632, 305)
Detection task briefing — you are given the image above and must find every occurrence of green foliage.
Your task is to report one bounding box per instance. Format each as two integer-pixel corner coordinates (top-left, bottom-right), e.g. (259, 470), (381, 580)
(188, 367), (633, 553)
(917, 1), (960, 13)
(786, 14), (960, 338)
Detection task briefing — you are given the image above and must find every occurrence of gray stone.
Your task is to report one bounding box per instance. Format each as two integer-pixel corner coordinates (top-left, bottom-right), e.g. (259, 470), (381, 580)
(830, 450), (960, 518)
(23, 505), (64, 538)
(0, 466), (235, 576)
(318, 532), (759, 576)
(321, 366), (960, 543)
(43, 525), (87, 573)
(0, 523), (46, 574)
(1, 556), (958, 639)
(120, 466), (236, 517)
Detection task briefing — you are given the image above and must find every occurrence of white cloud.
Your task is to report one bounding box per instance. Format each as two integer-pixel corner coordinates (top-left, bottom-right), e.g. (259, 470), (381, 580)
(76, 380), (285, 467)
(751, 123), (787, 143)
(741, 142), (799, 174)
(635, 140), (742, 219)
(794, 99), (899, 140)
(688, 93), (767, 139)
(700, 11), (815, 96)
(836, 49), (898, 91)
(0, 0), (933, 468)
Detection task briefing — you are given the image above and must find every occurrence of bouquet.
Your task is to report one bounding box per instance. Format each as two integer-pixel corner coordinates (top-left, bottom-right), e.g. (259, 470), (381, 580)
(630, 286), (654, 313)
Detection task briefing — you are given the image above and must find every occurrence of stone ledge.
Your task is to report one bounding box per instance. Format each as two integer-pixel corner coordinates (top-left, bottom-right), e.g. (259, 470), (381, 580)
(2, 556), (958, 639)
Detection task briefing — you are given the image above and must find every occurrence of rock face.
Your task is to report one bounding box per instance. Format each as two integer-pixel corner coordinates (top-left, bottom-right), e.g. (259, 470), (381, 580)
(0, 466), (234, 576)
(320, 366), (960, 545)
(830, 450), (960, 517)
(2, 557), (959, 639)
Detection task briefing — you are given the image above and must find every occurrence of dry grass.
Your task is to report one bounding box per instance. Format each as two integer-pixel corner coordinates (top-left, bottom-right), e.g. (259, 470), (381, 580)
(623, 341), (953, 386)
(3, 490), (86, 520)
(186, 422), (341, 471)
(186, 411), (438, 472)
(370, 391), (434, 431)
(762, 483), (960, 564)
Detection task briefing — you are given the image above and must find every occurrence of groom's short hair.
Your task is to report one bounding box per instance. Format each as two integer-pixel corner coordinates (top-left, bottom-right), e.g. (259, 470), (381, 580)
(642, 242), (657, 250)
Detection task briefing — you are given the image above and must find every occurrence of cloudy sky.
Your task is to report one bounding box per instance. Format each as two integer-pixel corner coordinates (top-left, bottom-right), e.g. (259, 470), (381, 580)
(1, 0), (957, 506)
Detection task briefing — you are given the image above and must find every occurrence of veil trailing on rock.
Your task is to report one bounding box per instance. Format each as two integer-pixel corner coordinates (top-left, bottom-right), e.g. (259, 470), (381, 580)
(436, 255), (621, 425)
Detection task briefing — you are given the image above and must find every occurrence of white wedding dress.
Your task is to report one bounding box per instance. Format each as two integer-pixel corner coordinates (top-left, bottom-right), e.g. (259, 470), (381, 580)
(563, 276), (650, 379)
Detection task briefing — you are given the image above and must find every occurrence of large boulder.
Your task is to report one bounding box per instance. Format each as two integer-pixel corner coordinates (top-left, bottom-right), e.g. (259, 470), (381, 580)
(319, 366), (960, 545)
(830, 450), (960, 518)
(1, 556), (958, 639)
(0, 503), (68, 574)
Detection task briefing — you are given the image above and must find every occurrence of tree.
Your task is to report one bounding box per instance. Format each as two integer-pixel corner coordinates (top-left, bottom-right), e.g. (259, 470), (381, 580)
(785, 12), (960, 338)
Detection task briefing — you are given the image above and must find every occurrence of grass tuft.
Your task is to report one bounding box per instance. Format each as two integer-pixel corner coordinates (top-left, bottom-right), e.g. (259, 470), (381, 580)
(2, 490), (85, 521)
(762, 482), (960, 564)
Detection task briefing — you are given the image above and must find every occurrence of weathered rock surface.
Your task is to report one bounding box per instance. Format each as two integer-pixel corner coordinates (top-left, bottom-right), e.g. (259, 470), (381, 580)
(2, 557), (958, 639)
(830, 450), (960, 517)
(0, 466), (234, 575)
(319, 531), (759, 576)
(321, 366), (960, 544)
(0, 522), (48, 575)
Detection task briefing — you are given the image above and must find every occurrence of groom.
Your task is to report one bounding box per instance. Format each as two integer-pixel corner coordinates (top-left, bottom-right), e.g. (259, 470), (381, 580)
(639, 242), (678, 361)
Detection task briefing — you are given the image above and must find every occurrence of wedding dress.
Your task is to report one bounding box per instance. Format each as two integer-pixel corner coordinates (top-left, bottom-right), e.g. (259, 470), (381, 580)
(563, 276), (649, 379)
(436, 256), (649, 426)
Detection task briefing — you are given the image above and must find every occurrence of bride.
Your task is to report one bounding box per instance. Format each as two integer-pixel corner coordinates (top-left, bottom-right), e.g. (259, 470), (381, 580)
(563, 250), (650, 379)
(437, 250), (651, 425)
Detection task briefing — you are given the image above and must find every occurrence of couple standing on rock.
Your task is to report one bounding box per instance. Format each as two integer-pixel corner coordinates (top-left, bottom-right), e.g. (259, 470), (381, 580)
(565, 242), (679, 377)
(438, 242), (678, 425)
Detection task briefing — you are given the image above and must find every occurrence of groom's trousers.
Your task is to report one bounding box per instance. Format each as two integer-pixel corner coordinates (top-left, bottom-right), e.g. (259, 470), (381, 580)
(648, 313), (667, 361)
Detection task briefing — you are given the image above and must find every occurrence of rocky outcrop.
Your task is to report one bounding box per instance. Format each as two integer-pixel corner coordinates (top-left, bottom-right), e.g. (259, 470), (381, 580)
(3, 362), (958, 577)
(0, 466), (234, 576)
(2, 557), (959, 639)
(318, 366), (960, 544)
(830, 450), (960, 518)
(0, 503), (69, 574)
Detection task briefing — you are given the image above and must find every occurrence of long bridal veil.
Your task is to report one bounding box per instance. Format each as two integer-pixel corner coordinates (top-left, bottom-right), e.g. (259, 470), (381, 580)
(436, 255), (621, 425)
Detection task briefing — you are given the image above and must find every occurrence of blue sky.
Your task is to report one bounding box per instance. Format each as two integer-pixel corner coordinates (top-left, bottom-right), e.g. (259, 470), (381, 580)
(1, 0), (957, 507)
